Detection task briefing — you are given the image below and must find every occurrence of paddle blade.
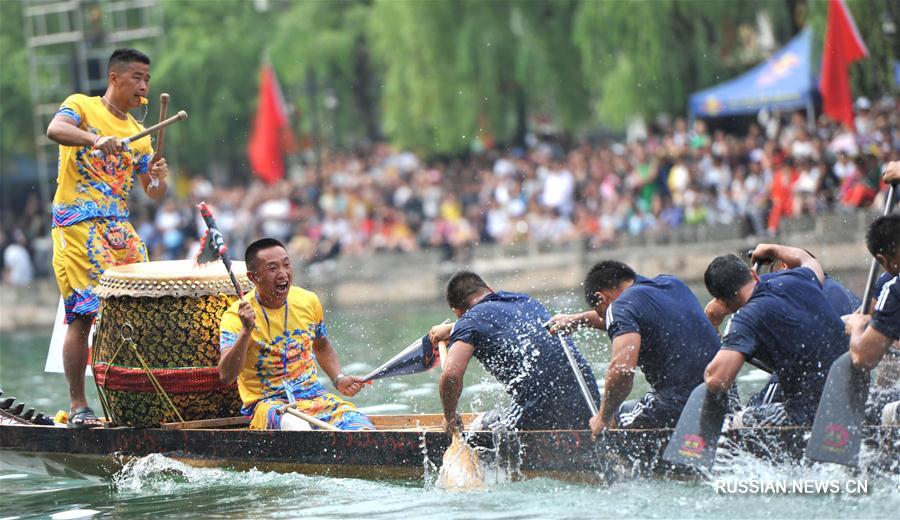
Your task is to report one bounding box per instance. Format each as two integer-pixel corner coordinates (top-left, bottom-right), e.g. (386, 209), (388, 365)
(437, 432), (486, 492)
(362, 335), (437, 382)
(805, 352), (869, 466)
(663, 383), (727, 469)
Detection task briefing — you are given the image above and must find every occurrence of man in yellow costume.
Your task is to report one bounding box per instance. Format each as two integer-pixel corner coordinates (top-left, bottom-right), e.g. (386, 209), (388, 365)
(218, 238), (374, 430)
(46, 48), (169, 428)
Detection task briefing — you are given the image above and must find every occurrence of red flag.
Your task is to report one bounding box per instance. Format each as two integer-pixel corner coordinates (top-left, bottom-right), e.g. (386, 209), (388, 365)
(819, 0), (868, 129)
(247, 64), (296, 184)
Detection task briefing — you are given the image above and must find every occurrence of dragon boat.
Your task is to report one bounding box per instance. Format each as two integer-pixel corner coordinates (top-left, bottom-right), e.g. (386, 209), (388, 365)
(1, 404), (898, 482)
(4, 261), (897, 482)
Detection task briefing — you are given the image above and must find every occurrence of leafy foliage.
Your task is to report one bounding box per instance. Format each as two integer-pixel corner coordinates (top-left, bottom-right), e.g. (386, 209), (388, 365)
(1, 0), (897, 173)
(572, 0), (794, 127)
(0, 0), (34, 159)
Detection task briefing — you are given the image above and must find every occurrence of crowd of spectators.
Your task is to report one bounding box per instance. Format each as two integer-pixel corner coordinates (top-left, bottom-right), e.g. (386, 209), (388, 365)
(2, 95), (898, 285)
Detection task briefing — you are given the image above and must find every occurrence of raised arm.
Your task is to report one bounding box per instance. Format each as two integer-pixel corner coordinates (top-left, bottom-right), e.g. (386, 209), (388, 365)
(751, 244), (824, 286)
(883, 161), (900, 184)
(47, 114), (121, 156)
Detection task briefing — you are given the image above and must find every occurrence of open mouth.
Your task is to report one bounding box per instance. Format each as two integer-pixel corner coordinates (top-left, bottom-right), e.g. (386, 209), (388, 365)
(275, 282), (289, 292)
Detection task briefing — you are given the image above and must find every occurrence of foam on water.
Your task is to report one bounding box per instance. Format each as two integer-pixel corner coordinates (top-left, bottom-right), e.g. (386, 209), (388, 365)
(48, 510), (99, 520)
(357, 403), (410, 414)
(399, 383), (437, 398)
(461, 381), (504, 396)
(737, 368), (771, 383)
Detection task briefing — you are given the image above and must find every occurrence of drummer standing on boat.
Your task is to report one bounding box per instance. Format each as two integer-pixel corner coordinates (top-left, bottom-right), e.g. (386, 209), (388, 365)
(46, 48), (169, 429)
(218, 238), (374, 430)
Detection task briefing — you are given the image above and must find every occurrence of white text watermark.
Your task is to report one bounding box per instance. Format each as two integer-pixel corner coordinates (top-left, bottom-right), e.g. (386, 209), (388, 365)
(713, 479), (869, 495)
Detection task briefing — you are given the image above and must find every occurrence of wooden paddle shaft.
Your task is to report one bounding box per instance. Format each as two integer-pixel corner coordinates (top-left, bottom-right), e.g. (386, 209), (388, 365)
(438, 340), (448, 370)
(861, 183), (897, 313)
(556, 332), (599, 416)
(284, 406), (341, 431)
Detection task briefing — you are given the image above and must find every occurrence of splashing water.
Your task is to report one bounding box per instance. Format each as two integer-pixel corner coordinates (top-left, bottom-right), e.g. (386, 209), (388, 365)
(113, 454), (308, 495)
(436, 432), (487, 492)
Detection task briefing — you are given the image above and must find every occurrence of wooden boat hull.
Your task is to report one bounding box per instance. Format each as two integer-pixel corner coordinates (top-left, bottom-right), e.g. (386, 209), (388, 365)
(1, 416), (897, 481)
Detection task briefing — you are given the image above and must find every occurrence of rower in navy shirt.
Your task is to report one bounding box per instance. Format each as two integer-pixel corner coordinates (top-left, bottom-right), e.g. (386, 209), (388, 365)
(703, 245), (847, 426)
(847, 215), (900, 368)
(579, 261), (721, 434)
(746, 262), (861, 407)
(823, 274), (863, 314)
(429, 271), (600, 433)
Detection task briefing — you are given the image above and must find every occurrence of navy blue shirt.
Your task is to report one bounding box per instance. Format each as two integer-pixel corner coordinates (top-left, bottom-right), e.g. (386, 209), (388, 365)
(822, 274), (861, 315)
(873, 272), (892, 304)
(605, 275), (720, 401)
(449, 291), (601, 430)
(871, 274), (900, 340)
(721, 267), (848, 424)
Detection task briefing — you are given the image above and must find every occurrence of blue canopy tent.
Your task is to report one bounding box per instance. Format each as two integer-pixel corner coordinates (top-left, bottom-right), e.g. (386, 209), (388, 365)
(689, 28), (815, 121)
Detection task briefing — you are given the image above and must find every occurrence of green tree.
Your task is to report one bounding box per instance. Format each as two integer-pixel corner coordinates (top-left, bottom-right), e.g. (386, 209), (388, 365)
(269, 0), (379, 147)
(369, 0), (589, 154)
(573, 0), (793, 128)
(152, 0), (272, 178)
(0, 0), (34, 163)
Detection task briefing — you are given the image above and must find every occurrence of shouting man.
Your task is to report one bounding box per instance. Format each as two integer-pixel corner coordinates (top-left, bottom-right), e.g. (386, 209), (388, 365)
(218, 238), (373, 430)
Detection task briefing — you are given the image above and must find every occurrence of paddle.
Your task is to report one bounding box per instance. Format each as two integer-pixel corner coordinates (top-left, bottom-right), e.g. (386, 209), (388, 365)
(282, 404), (341, 431)
(663, 262), (773, 470)
(805, 182), (896, 466)
(361, 320), (450, 382)
(543, 320), (618, 481)
(662, 383), (727, 469)
(543, 320), (598, 415)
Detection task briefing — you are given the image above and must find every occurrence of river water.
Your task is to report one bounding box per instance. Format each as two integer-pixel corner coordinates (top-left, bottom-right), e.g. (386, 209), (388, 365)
(1, 288), (898, 518)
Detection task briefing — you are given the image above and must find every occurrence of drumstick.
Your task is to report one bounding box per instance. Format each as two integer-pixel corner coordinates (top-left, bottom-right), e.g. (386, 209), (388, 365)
(91, 110), (187, 158)
(149, 93), (170, 188)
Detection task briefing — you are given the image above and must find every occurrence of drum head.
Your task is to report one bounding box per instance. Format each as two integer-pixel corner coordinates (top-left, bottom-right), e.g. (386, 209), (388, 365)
(96, 260), (252, 298)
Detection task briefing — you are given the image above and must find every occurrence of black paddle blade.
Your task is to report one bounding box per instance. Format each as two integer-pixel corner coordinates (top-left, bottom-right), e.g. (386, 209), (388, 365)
(805, 352), (869, 466)
(663, 383), (727, 469)
(361, 335), (436, 382)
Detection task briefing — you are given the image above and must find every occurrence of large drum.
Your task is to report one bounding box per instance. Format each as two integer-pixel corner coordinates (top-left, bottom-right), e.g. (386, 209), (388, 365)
(92, 260), (253, 427)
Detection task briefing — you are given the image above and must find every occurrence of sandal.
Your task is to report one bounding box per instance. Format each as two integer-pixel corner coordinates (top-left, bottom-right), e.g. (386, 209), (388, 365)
(68, 406), (102, 429)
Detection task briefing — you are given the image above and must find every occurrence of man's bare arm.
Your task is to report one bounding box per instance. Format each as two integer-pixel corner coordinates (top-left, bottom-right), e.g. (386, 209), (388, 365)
(597, 332), (640, 424)
(439, 340), (474, 431)
(548, 310), (605, 334)
(704, 349), (745, 393)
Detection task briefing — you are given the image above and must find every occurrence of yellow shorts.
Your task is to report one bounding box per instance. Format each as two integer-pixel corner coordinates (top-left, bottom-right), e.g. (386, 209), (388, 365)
(52, 218), (148, 323)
